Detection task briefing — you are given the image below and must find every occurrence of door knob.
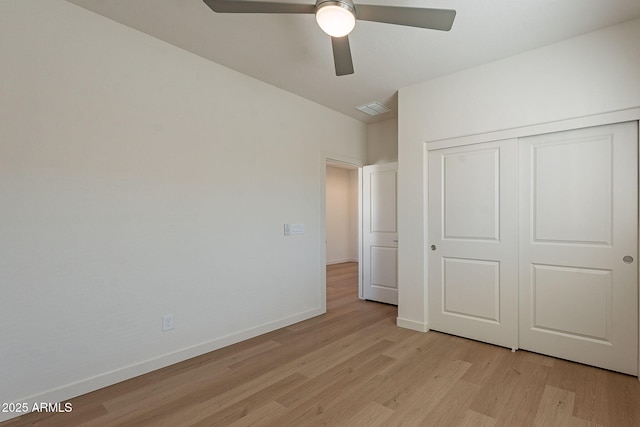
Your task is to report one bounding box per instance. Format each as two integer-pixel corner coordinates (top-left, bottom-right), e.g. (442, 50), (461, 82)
(623, 255), (634, 264)
(431, 245), (436, 251)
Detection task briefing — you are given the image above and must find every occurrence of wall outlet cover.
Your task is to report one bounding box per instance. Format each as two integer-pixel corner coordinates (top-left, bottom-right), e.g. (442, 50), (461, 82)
(162, 314), (174, 331)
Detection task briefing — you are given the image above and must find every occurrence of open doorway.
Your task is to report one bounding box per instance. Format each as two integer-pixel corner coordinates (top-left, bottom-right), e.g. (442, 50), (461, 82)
(325, 162), (360, 311)
(321, 157), (399, 312)
(321, 156), (363, 313)
(325, 162), (359, 266)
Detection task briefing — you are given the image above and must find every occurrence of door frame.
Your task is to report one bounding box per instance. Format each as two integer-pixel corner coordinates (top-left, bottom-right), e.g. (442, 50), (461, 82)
(423, 107), (640, 379)
(320, 152), (364, 313)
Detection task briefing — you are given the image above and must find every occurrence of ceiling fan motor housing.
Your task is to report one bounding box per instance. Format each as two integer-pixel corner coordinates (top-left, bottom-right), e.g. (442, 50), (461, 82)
(315, 0), (356, 13)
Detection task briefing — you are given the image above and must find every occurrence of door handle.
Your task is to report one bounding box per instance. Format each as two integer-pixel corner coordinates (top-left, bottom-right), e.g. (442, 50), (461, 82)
(393, 240), (398, 243)
(623, 255), (634, 264)
(431, 245), (436, 251)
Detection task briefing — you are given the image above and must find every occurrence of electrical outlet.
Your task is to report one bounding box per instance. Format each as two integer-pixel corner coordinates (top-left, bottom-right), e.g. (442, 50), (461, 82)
(162, 314), (174, 331)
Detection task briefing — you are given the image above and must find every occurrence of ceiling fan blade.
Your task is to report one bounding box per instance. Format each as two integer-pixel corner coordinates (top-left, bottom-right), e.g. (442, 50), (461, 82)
(331, 36), (354, 76)
(203, 0), (315, 14)
(356, 5), (456, 31)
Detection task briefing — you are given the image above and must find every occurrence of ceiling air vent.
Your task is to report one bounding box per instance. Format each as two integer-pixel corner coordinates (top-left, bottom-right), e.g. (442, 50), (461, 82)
(356, 101), (391, 116)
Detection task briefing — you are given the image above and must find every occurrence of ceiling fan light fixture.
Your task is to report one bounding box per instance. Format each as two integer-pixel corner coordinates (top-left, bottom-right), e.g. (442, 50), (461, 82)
(315, 0), (356, 38)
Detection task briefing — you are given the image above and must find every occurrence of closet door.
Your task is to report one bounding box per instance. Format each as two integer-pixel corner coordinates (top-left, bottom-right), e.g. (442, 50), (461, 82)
(428, 139), (518, 349)
(519, 122), (638, 375)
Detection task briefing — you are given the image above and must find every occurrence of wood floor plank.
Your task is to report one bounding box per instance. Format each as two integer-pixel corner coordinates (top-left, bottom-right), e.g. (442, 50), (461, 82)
(459, 341), (513, 387)
(490, 358), (551, 427)
(470, 352), (551, 424)
(370, 335), (471, 412)
(275, 340), (395, 408)
(460, 409), (498, 427)
(381, 359), (472, 425)
(602, 369), (640, 427)
(547, 358), (608, 425)
(180, 373), (308, 427)
(416, 379), (481, 426)
(286, 318), (401, 379)
(225, 401), (288, 427)
(532, 385), (576, 427)
(274, 354), (398, 426)
(340, 401), (394, 427)
(101, 339), (283, 412)
(3, 262), (640, 427)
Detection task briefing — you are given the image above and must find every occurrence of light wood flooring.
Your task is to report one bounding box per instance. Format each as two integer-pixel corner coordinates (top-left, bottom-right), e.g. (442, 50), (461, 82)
(4, 262), (640, 426)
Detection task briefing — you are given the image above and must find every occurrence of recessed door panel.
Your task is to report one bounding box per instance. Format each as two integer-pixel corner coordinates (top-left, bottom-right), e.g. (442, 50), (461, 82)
(370, 171), (397, 233)
(531, 264), (611, 342)
(443, 258), (500, 323)
(533, 136), (612, 245)
(443, 148), (499, 241)
(371, 246), (397, 290)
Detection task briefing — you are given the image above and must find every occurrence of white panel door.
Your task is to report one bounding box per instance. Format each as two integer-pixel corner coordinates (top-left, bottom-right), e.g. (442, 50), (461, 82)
(363, 163), (398, 305)
(428, 140), (519, 349)
(519, 122), (638, 375)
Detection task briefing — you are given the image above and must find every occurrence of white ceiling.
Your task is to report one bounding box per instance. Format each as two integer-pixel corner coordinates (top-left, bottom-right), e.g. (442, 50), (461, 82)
(67, 0), (640, 123)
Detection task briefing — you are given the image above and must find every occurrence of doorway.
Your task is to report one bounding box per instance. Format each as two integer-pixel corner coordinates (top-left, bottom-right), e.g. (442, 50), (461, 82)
(321, 156), (399, 311)
(321, 155), (363, 313)
(325, 162), (360, 266)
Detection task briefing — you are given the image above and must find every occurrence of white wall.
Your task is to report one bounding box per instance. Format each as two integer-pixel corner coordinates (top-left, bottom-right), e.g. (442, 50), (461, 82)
(397, 18), (640, 331)
(0, 0), (366, 418)
(348, 169), (359, 260)
(326, 166), (358, 264)
(367, 118), (398, 164)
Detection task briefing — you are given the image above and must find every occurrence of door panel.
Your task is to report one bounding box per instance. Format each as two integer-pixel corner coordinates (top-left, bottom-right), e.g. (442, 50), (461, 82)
(532, 136), (612, 245)
(443, 258), (500, 323)
(519, 122), (638, 375)
(443, 148), (500, 241)
(371, 247), (397, 293)
(370, 171), (397, 233)
(428, 140), (518, 349)
(363, 163), (398, 304)
(530, 264), (611, 342)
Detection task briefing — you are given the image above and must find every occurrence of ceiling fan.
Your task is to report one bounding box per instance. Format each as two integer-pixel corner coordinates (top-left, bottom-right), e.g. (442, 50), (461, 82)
(202, 0), (456, 76)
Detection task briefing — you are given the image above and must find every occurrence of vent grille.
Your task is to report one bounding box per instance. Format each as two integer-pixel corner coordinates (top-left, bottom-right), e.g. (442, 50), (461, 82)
(356, 101), (391, 116)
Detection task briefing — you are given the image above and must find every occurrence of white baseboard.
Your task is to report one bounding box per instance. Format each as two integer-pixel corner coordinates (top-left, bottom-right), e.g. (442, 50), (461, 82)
(0, 307), (325, 423)
(396, 317), (429, 332)
(326, 258), (358, 265)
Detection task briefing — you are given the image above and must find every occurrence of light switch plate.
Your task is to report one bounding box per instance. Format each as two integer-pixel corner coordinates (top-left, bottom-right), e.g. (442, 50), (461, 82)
(284, 223), (304, 235)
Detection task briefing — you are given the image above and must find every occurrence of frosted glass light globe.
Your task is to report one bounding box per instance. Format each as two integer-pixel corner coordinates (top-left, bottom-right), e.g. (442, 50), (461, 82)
(315, 2), (356, 37)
